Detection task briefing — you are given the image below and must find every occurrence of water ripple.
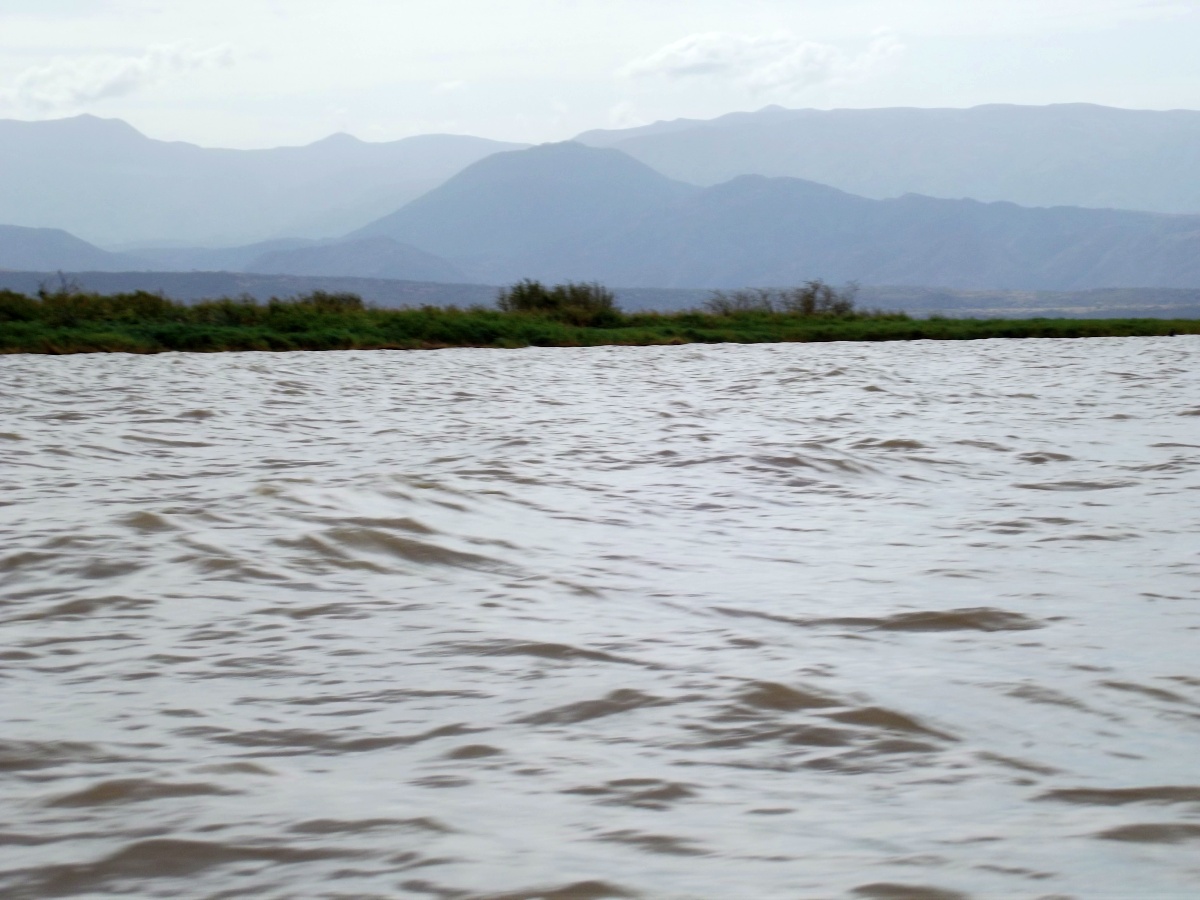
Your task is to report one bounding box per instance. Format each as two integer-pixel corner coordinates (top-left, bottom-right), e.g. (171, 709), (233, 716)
(1, 337), (1198, 897)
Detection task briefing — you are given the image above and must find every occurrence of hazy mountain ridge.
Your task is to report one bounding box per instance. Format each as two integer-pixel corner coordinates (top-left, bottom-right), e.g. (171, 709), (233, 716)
(0, 225), (467, 284)
(244, 237), (465, 282)
(0, 225), (143, 272)
(352, 142), (698, 282)
(0, 115), (528, 246)
(354, 143), (1200, 291)
(576, 103), (1200, 215)
(6, 105), (1200, 296)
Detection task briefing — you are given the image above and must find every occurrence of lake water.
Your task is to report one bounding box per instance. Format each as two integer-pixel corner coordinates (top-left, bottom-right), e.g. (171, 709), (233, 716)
(2, 338), (1198, 899)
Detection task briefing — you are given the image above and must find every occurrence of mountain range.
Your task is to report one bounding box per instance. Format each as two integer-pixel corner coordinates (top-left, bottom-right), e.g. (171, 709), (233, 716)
(577, 103), (1200, 215)
(6, 139), (1200, 292)
(0, 225), (466, 283)
(354, 142), (1200, 290)
(0, 115), (524, 246)
(3, 104), (1200, 298)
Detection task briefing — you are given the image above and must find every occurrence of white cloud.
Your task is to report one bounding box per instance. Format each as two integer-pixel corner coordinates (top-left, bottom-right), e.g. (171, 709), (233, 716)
(2, 43), (234, 111)
(432, 79), (467, 94)
(620, 31), (904, 95)
(607, 101), (645, 129)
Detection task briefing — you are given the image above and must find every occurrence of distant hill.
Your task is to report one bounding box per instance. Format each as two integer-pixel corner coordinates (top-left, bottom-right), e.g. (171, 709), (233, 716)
(0, 115), (526, 246)
(0, 224), (466, 283)
(352, 141), (698, 282)
(129, 239), (316, 273)
(243, 236), (465, 282)
(0, 224), (141, 272)
(350, 143), (1200, 291)
(577, 175), (1200, 290)
(576, 103), (1200, 215)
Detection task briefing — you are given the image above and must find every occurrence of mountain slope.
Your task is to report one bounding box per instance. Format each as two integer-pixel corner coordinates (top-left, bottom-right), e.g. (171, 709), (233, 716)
(0, 224), (141, 272)
(351, 144), (1200, 290)
(582, 176), (1200, 290)
(576, 103), (1200, 215)
(352, 141), (698, 282)
(243, 237), (465, 281)
(0, 224), (466, 284)
(0, 115), (527, 246)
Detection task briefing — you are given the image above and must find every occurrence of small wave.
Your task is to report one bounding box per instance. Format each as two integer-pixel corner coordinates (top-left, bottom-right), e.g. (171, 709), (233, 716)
(447, 640), (641, 666)
(121, 433), (214, 448)
(1099, 680), (1193, 705)
(854, 438), (927, 450)
(715, 606), (1044, 633)
(518, 689), (670, 725)
(1014, 479), (1137, 491)
(5, 595), (154, 623)
(852, 884), (969, 900)
(597, 829), (708, 857)
(0, 740), (109, 773)
(473, 880), (638, 900)
(443, 744), (504, 760)
(1017, 451), (1075, 464)
(735, 681), (841, 711)
(116, 511), (177, 533)
(326, 526), (501, 570)
(825, 706), (957, 742)
(11, 838), (362, 897)
(563, 779), (698, 810)
(1039, 786), (1200, 806)
(45, 778), (236, 807)
(1095, 823), (1200, 843)
(180, 723), (478, 755)
(1004, 684), (1106, 716)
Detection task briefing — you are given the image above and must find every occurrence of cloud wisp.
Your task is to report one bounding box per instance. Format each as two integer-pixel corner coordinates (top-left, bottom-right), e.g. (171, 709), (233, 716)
(620, 31), (904, 95)
(2, 43), (235, 112)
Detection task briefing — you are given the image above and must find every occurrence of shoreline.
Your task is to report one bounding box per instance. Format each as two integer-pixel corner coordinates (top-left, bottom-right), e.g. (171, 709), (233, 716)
(3, 289), (1198, 354)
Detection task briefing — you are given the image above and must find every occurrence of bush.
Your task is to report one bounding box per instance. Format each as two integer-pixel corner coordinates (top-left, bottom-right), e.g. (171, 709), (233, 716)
(0, 290), (37, 322)
(190, 297), (265, 327)
(702, 288), (777, 315)
(34, 288), (177, 326)
(703, 280), (859, 317)
(287, 290), (366, 314)
(497, 279), (621, 325)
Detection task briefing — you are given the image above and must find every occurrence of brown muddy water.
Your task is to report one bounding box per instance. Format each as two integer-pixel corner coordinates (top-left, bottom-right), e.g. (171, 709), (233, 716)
(1, 338), (1198, 899)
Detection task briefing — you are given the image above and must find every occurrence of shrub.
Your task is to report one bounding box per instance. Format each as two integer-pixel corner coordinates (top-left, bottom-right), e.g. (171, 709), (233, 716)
(778, 280), (858, 316)
(288, 290), (366, 314)
(33, 288), (177, 326)
(0, 290), (37, 322)
(497, 279), (620, 325)
(190, 297), (265, 327)
(702, 288), (777, 315)
(703, 280), (859, 317)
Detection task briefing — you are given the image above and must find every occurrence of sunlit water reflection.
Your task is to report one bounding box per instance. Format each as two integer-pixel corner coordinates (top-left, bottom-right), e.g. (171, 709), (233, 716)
(1, 337), (1198, 899)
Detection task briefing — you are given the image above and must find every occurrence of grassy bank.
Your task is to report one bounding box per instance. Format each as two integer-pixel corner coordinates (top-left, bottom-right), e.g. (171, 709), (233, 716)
(2, 288), (1198, 355)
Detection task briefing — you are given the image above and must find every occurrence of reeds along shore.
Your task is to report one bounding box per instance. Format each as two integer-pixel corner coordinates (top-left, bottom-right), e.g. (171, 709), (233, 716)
(1, 285), (1197, 355)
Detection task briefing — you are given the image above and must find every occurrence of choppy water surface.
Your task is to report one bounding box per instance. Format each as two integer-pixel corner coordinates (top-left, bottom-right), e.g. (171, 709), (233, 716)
(2, 338), (1199, 899)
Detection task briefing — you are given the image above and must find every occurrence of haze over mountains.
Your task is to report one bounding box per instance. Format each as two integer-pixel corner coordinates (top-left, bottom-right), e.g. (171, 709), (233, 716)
(0, 225), (464, 284)
(352, 143), (695, 283)
(0, 225), (140, 272)
(577, 103), (1200, 215)
(3, 104), (1200, 301)
(0, 115), (525, 246)
(355, 142), (1200, 290)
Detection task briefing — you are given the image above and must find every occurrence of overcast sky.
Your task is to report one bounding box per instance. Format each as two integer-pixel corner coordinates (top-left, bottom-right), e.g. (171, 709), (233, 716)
(1, 0), (1198, 148)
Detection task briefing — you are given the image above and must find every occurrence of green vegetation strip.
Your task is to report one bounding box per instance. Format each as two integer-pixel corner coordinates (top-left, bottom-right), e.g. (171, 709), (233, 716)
(2, 287), (1198, 355)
